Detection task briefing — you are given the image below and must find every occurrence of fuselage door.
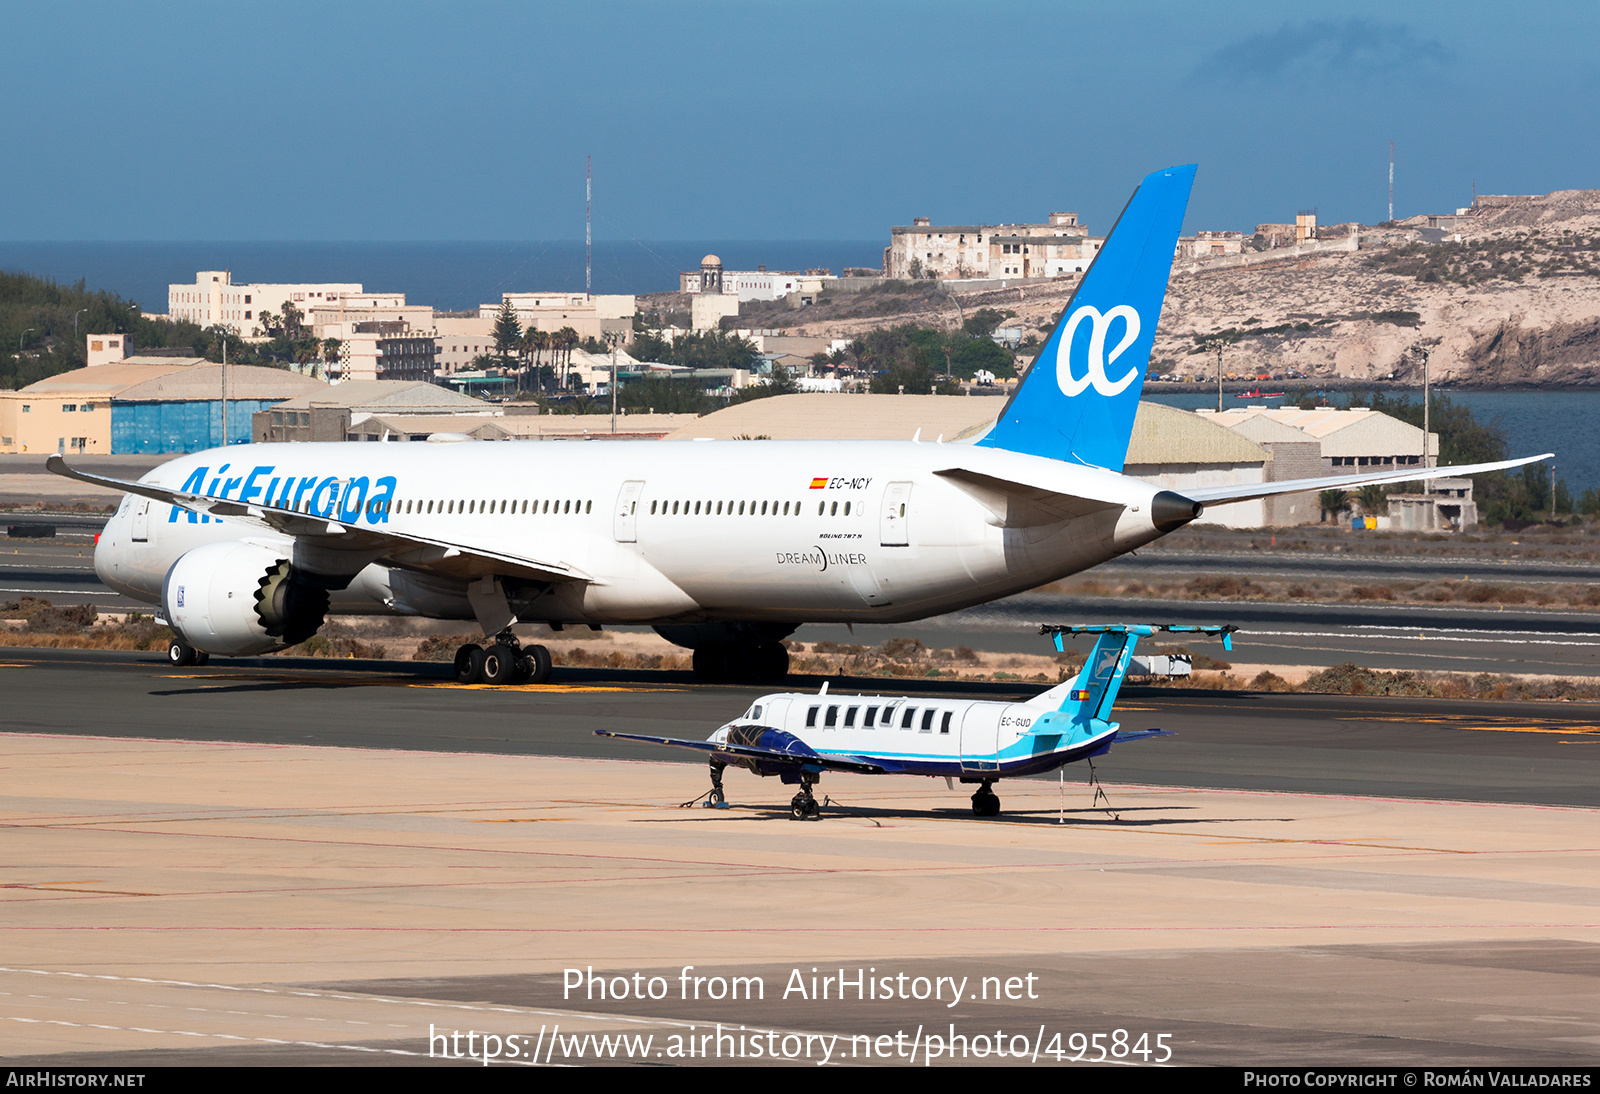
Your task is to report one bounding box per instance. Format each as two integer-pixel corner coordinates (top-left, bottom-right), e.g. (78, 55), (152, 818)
(959, 704), (1002, 774)
(880, 481), (912, 546)
(131, 498), (150, 543)
(614, 480), (645, 543)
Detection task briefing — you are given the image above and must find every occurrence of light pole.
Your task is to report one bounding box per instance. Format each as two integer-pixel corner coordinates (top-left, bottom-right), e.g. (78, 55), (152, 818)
(605, 330), (623, 435)
(1203, 338), (1226, 411)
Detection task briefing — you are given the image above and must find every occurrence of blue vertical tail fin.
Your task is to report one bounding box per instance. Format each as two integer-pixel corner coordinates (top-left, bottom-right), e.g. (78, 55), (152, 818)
(977, 165), (1196, 471)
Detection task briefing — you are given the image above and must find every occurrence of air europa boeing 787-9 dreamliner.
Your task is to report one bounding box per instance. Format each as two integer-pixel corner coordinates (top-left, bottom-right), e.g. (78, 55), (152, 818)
(54, 165), (1547, 685)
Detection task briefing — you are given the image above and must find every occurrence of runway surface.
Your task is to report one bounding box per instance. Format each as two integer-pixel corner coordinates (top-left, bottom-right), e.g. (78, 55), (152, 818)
(4, 647), (1598, 808)
(8, 534), (1600, 678)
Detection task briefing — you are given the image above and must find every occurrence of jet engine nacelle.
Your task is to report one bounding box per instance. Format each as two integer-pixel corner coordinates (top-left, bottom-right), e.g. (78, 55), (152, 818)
(161, 541), (330, 656)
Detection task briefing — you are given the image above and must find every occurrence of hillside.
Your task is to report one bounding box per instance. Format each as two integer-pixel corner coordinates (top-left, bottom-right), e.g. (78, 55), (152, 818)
(679, 188), (1600, 388)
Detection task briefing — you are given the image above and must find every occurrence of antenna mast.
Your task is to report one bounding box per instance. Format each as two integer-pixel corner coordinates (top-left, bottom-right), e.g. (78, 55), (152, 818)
(1388, 142), (1394, 222)
(585, 153), (592, 297)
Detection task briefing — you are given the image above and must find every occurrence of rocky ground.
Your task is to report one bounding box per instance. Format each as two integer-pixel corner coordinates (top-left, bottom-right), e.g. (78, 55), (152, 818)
(656, 189), (1600, 387)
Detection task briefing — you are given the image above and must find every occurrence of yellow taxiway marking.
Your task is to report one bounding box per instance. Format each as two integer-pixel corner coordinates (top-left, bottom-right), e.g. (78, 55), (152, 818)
(1342, 714), (1600, 735)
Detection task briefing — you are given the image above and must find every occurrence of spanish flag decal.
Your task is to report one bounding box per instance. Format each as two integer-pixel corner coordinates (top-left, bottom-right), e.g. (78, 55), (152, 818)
(809, 477), (829, 490)
(1071, 689), (1091, 701)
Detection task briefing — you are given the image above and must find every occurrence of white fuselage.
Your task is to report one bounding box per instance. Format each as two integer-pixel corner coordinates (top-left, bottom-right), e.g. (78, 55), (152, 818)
(95, 438), (1173, 627)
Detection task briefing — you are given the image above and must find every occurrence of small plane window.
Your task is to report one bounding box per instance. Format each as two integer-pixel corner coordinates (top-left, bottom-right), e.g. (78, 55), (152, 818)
(921, 709), (936, 732)
(564, 500), (571, 514)
(468, 500), (476, 514)
(824, 706), (839, 728)
(716, 501), (723, 515)
(672, 501), (679, 515)
(447, 501), (454, 514)
(806, 706), (819, 727)
(782, 501), (790, 515)
(830, 502), (838, 516)
(738, 501), (745, 515)
(844, 706), (858, 727)
(427, 501), (434, 513)
(818, 502), (825, 515)
(940, 711), (953, 734)
(844, 501), (851, 516)
(695, 501), (702, 515)
(751, 705), (763, 720)
(651, 500), (657, 514)
(586, 500), (592, 514)
(522, 500), (528, 513)
(761, 501), (768, 515)
(901, 707), (916, 729)
(864, 707), (877, 728)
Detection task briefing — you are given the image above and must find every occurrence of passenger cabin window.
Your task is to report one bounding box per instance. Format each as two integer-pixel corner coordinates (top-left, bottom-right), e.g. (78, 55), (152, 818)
(806, 706), (819, 727)
(824, 706), (839, 728)
(901, 707), (916, 729)
(844, 706), (858, 727)
(921, 710), (936, 733)
(940, 711), (954, 734)
(864, 707), (877, 728)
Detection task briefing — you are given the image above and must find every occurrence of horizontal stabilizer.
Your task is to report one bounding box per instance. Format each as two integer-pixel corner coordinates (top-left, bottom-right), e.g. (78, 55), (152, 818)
(1182, 453), (1551, 507)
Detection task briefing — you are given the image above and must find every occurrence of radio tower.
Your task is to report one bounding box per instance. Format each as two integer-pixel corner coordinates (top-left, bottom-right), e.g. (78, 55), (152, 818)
(1388, 142), (1394, 223)
(585, 153), (592, 299)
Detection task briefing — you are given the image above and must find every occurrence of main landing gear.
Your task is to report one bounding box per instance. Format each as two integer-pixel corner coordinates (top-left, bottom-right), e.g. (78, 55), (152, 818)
(970, 781), (1001, 818)
(790, 773), (821, 821)
(692, 642), (789, 684)
(167, 638), (209, 668)
(454, 633), (552, 686)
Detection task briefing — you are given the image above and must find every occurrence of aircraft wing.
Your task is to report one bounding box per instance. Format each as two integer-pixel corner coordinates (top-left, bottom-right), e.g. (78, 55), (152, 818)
(46, 455), (588, 585)
(594, 729), (889, 775)
(1180, 453), (1551, 507)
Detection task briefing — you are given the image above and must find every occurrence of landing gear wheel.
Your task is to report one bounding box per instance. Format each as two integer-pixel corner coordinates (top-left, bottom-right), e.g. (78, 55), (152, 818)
(481, 643), (517, 685)
(193, 650), (210, 666)
(971, 784), (1001, 818)
(756, 641), (790, 682)
(704, 761), (728, 809)
(168, 639), (196, 667)
(454, 643), (485, 684)
(525, 644), (552, 685)
(789, 781), (821, 821)
(692, 646), (726, 683)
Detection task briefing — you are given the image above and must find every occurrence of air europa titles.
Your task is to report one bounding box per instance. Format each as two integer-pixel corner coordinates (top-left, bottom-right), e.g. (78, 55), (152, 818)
(164, 463), (398, 526)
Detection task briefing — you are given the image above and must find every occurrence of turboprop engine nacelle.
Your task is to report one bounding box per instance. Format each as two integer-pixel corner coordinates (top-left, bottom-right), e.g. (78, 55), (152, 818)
(162, 541), (330, 656)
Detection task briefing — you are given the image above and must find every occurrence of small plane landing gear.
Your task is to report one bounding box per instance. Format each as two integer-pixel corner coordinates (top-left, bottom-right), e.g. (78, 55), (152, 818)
(703, 761), (729, 809)
(455, 635), (552, 686)
(789, 773), (822, 820)
(971, 782), (1001, 818)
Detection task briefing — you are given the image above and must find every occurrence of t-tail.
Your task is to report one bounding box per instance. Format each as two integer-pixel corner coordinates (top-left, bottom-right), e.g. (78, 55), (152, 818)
(1027, 623), (1235, 748)
(978, 165), (1196, 471)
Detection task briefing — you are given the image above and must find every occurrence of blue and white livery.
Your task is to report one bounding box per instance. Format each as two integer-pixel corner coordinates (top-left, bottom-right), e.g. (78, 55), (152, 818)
(597, 624), (1234, 818)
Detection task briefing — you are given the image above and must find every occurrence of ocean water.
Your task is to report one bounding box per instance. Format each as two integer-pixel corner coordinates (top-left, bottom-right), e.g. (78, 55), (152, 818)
(1146, 390), (1600, 495)
(3, 241), (1593, 491)
(0, 240), (885, 314)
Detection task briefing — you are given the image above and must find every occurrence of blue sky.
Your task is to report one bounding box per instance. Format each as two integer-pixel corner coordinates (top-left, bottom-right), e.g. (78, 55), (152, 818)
(2, 1), (1595, 241)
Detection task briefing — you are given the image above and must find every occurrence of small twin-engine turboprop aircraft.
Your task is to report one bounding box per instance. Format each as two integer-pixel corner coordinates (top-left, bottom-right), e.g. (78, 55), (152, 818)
(596, 623), (1234, 819)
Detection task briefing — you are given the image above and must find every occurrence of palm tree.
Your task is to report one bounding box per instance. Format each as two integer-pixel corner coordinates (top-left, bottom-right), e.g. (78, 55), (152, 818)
(1356, 483), (1388, 517)
(1319, 488), (1351, 523)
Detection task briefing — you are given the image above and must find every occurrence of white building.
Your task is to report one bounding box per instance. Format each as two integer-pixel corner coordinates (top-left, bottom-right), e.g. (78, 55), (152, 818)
(483, 292), (635, 343)
(886, 212), (1103, 280)
(167, 271), (404, 337)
